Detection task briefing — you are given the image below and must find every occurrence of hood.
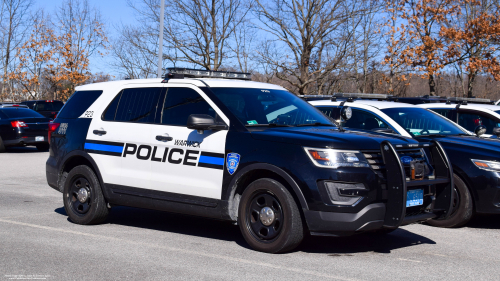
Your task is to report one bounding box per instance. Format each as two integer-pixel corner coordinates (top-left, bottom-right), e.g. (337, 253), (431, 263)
(419, 135), (500, 155)
(250, 127), (418, 150)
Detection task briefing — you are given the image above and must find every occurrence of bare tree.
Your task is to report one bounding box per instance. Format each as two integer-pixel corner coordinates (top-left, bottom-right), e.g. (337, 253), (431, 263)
(126, 0), (251, 72)
(0, 0), (33, 99)
(254, 0), (362, 95)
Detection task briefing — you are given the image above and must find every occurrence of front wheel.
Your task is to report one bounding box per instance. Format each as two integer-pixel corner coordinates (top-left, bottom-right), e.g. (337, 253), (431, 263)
(427, 174), (473, 228)
(36, 143), (50, 151)
(238, 178), (304, 253)
(0, 136), (5, 153)
(63, 165), (109, 225)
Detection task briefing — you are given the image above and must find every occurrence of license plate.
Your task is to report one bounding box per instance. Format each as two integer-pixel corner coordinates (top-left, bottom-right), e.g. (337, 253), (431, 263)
(406, 189), (423, 207)
(35, 136), (44, 142)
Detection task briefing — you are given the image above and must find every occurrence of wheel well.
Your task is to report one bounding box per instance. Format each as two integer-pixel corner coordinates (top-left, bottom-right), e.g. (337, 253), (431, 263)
(228, 169), (306, 225)
(57, 156), (97, 192)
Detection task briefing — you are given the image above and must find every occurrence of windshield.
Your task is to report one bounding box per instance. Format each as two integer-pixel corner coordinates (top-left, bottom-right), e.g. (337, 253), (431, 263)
(381, 108), (465, 136)
(495, 110), (500, 115)
(209, 88), (335, 127)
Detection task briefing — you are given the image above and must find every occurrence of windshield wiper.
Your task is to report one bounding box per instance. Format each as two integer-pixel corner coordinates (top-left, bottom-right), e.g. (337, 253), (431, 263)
(245, 123), (293, 127)
(295, 122), (335, 127)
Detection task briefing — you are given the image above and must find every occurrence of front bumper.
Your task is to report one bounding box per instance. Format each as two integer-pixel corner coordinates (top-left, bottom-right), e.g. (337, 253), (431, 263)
(304, 203), (436, 236)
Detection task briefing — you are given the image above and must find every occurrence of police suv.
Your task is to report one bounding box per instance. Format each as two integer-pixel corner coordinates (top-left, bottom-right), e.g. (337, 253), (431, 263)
(308, 93), (500, 227)
(46, 69), (453, 253)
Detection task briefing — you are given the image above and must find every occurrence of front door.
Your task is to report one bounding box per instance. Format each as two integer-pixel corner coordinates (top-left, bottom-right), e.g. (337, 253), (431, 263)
(150, 85), (229, 199)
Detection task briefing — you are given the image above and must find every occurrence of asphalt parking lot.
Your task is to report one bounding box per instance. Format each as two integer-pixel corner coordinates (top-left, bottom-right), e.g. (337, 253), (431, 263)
(1, 147), (499, 280)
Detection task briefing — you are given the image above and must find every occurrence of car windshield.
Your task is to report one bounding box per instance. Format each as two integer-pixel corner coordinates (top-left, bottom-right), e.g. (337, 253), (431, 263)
(495, 110), (500, 114)
(1, 108), (45, 118)
(381, 108), (465, 137)
(209, 88), (335, 127)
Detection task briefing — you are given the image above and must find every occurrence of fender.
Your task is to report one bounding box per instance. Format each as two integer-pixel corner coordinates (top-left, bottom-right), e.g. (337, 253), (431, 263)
(225, 163), (309, 220)
(58, 150), (109, 198)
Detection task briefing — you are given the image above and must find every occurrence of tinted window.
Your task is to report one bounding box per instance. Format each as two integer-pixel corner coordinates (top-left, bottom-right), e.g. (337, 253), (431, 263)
(161, 87), (216, 126)
(458, 112), (500, 134)
(102, 92), (122, 121)
(34, 101), (64, 111)
(58, 91), (103, 119)
(1, 108), (45, 118)
(316, 106), (341, 120)
(431, 109), (453, 119)
(114, 88), (161, 123)
(343, 109), (390, 131)
(210, 88), (333, 126)
(382, 108), (464, 136)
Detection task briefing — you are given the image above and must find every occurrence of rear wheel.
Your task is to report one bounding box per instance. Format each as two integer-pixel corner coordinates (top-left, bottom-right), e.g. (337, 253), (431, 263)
(427, 174), (473, 228)
(63, 165), (109, 225)
(36, 143), (50, 151)
(238, 178), (304, 253)
(0, 136), (5, 153)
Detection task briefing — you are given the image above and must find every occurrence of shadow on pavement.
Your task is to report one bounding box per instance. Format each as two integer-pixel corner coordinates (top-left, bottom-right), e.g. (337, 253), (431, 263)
(55, 205), (435, 254)
(298, 228), (435, 254)
(5, 147), (46, 153)
(465, 214), (500, 230)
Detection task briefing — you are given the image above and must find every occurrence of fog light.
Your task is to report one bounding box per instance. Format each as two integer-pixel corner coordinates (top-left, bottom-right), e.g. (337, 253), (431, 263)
(324, 182), (367, 205)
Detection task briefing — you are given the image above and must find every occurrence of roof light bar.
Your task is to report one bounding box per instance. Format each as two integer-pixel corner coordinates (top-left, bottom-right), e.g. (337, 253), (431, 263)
(332, 93), (391, 99)
(446, 97), (494, 104)
(165, 68), (251, 80)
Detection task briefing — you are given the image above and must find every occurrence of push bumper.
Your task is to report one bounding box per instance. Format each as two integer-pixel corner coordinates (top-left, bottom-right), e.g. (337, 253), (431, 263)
(307, 140), (452, 236)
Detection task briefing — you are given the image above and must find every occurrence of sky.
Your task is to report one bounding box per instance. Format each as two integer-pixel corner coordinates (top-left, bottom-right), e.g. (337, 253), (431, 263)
(36, 0), (141, 76)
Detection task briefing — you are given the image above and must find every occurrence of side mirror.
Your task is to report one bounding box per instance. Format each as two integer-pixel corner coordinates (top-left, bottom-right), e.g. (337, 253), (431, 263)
(187, 114), (227, 134)
(493, 127), (500, 137)
(474, 125), (487, 137)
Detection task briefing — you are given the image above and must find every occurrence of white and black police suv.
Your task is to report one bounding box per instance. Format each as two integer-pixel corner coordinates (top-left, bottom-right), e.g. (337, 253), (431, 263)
(46, 68), (454, 253)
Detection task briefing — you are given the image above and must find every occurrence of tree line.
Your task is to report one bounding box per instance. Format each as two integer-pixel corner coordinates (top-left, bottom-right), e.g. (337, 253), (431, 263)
(2, 0), (500, 101)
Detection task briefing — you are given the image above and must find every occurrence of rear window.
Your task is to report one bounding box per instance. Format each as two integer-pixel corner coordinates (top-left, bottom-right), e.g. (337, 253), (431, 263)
(34, 101), (64, 111)
(1, 108), (45, 118)
(57, 91), (103, 119)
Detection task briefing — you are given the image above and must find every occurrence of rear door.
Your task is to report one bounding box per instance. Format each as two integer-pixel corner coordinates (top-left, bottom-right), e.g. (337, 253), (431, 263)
(149, 85), (229, 199)
(86, 85), (162, 189)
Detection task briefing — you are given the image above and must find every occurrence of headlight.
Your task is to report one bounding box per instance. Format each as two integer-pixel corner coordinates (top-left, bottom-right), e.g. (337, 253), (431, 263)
(304, 147), (370, 168)
(471, 159), (500, 172)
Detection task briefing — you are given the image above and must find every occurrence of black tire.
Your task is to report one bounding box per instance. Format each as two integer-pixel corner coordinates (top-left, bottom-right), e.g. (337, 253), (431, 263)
(427, 174), (473, 228)
(0, 136), (5, 153)
(63, 165), (109, 225)
(36, 143), (50, 151)
(238, 178), (304, 253)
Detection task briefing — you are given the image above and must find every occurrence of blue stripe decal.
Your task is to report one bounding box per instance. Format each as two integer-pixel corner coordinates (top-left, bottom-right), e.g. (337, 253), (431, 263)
(84, 143), (124, 153)
(198, 155), (224, 166)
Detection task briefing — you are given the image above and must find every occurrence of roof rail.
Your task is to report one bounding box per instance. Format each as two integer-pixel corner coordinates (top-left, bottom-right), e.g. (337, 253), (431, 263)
(163, 67), (251, 81)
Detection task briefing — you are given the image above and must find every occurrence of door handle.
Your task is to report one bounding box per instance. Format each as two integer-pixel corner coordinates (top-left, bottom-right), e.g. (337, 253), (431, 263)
(156, 135), (173, 142)
(93, 130), (107, 135)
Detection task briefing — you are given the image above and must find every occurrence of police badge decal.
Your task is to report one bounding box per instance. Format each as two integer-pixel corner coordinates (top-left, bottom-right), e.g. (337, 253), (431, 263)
(226, 153), (241, 175)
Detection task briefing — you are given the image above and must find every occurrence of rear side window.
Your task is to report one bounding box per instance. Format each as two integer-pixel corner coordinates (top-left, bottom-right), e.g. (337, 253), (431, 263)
(1, 108), (45, 118)
(431, 109), (452, 119)
(161, 87), (216, 126)
(58, 91), (103, 119)
(109, 88), (162, 123)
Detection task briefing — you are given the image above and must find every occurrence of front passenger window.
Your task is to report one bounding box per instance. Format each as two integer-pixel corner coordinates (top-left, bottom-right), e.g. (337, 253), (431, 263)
(161, 87), (217, 126)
